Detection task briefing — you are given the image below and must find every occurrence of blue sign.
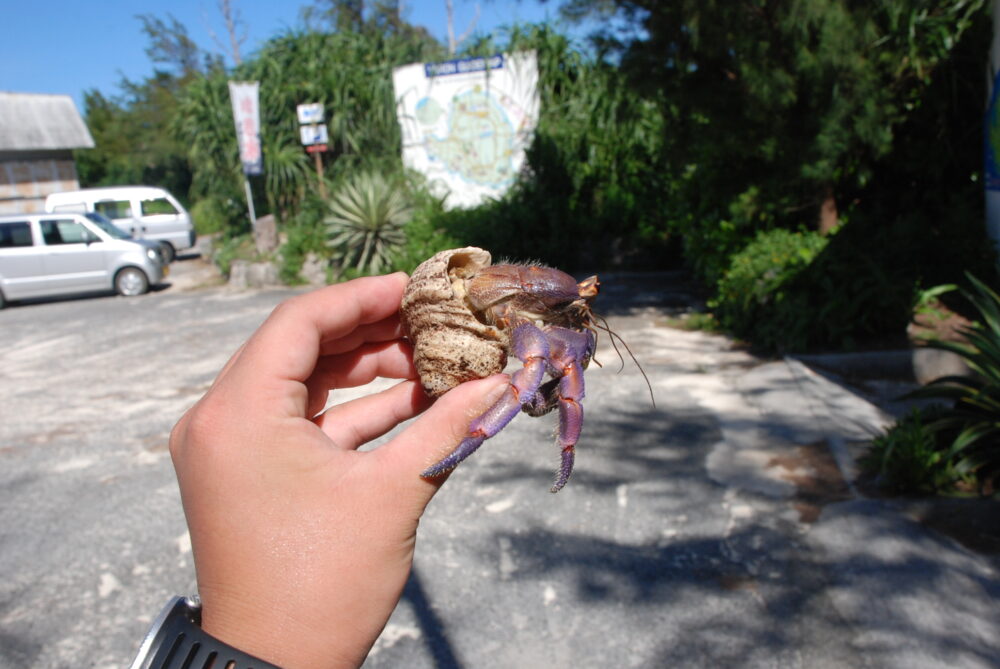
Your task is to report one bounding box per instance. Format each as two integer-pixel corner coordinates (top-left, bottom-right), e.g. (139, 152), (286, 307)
(424, 54), (504, 78)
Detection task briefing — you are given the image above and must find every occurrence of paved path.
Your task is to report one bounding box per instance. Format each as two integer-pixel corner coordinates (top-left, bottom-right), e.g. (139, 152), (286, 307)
(0, 264), (997, 668)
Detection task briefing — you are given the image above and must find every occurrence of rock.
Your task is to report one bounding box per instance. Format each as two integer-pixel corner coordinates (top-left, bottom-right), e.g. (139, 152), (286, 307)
(252, 214), (279, 255)
(300, 252), (328, 286)
(912, 347), (971, 385)
(228, 260), (280, 289)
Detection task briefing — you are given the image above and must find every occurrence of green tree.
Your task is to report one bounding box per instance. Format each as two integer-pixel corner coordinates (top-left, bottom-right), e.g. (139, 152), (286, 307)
(77, 14), (222, 200)
(562, 0), (989, 281)
(174, 20), (444, 227)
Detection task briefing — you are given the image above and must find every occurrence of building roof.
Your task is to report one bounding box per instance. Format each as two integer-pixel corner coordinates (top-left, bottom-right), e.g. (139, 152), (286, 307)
(0, 92), (95, 151)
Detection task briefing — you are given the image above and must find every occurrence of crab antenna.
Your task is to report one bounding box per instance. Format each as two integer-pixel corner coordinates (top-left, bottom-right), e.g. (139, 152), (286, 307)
(595, 314), (656, 408)
(593, 314), (626, 372)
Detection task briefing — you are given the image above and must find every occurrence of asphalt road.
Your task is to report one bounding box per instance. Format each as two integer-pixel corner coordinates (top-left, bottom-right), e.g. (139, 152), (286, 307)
(1, 257), (997, 668)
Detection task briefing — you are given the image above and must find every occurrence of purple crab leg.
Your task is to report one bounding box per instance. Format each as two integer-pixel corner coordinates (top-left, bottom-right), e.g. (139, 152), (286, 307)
(546, 327), (593, 493)
(421, 323), (550, 479)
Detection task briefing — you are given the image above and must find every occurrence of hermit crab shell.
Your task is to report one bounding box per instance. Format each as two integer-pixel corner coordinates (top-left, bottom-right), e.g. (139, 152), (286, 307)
(400, 247), (508, 398)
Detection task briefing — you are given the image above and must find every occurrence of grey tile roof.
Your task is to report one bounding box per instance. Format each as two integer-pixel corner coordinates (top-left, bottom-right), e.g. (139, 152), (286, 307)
(0, 92), (95, 151)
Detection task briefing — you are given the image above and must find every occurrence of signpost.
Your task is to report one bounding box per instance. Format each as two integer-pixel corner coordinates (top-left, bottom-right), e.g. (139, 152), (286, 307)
(297, 103), (329, 199)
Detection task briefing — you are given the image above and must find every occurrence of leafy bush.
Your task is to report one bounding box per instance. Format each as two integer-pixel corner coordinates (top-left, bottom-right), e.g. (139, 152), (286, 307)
(906, 274), (1000, 492)
(711, 228), (828, 351)
(279, 194), (333, 282)
(861, 407), (962, 494)
(189, 196), (247, 236)
(387, 191), (459, 273)
(281, 220), (329, 285)
(211, 234), (256, 277)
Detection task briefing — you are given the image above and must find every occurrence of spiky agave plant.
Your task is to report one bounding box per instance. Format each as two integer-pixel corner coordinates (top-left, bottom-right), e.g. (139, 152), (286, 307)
(325, 171), (413, 276)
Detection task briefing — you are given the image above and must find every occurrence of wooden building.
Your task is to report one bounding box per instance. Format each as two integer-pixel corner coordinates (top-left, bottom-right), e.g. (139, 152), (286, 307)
(0, 92), (94, 214)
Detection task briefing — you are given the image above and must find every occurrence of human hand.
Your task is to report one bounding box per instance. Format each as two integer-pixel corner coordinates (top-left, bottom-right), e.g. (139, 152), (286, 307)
(168, 273), (508, 668)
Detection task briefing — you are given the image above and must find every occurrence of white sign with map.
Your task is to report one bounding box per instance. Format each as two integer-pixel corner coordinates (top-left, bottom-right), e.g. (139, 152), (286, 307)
(393, 51), (540, 209)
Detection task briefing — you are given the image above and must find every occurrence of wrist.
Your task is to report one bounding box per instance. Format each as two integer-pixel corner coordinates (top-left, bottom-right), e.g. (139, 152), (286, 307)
(199, 594), (363, 669)
(129, 596), (283, 669)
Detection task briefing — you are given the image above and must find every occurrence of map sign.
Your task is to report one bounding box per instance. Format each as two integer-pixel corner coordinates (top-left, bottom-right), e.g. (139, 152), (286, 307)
(393, 51), (540, 208)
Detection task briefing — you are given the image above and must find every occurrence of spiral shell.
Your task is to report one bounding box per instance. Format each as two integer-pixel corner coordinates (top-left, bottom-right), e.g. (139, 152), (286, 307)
(400, 247), (508, 398)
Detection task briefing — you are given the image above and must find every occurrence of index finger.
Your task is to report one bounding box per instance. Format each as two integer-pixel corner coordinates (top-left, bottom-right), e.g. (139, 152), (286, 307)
(232, 273), (409, 387)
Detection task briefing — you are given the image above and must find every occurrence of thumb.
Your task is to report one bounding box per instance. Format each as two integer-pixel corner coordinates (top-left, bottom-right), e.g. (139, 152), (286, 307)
(378, 374), (509, 495)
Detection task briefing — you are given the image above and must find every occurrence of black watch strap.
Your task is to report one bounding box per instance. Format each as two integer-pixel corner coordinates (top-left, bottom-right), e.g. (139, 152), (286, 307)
(130, 596), (282, 669)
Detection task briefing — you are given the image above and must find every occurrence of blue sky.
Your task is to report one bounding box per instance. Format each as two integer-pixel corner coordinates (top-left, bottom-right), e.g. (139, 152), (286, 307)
(1, 0), (585, 112)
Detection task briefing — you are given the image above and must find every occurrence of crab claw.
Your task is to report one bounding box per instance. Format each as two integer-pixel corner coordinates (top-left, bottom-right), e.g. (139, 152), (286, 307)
(549, 352), (585, 493)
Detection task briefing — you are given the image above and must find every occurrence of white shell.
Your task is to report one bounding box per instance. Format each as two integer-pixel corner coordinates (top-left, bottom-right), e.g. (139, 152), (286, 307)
(401, 247), (508, 397)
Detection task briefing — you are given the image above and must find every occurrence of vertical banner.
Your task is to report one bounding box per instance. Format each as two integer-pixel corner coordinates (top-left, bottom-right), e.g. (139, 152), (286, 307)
(393, 51), (539, 209)
(228, 81), (263, 176)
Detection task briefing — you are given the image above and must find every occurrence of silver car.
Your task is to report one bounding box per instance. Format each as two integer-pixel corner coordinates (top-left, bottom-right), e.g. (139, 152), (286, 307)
(0, 212), (166, 308)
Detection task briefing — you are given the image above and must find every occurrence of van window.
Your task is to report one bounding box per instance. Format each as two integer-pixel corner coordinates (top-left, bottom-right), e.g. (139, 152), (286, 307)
(40, 219), (94, 245)
(140, 198), (179, 216)
(0, 221), (33, 247)
(94, 200), (133, 220)
(51, 203), (88, 214)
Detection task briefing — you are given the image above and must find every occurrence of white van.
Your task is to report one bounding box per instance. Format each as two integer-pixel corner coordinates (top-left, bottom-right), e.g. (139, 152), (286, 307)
(45, 186), (196, 262)
(0, 212), (166, 308)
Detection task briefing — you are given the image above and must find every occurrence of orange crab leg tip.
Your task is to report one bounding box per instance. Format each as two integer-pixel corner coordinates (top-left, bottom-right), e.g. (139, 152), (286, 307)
(577, 275), (599, 299)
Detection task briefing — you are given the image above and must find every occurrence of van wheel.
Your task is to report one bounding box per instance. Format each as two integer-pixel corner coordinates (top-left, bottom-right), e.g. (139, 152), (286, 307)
(0, 289), (6, 309)
(160, 242), (176, 263)
(115, 267), (149, 296)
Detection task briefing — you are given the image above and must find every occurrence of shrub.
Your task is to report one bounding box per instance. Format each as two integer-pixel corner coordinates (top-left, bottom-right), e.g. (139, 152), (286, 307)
(861, 407), (962, 494)
(281, 222), (329, 285)
(387, 191), (459, 273)
(906, 274), (1000, 493)
(711, 228), (828, 352)
(189, 196), (247, 236)
(211, 234), (256, 277)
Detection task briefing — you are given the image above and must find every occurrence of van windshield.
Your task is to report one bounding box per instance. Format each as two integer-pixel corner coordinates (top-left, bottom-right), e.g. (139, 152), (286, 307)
(84, 213), (130, 239)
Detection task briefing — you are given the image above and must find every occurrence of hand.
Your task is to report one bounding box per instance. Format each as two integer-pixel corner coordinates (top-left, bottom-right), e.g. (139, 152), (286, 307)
(169, 273), (507, 668)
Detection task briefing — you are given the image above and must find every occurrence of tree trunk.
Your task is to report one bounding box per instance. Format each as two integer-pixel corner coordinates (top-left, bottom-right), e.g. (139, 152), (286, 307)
(819, 188), (839, 234)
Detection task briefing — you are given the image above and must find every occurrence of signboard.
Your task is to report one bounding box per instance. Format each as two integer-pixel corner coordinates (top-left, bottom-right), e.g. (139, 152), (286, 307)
(300, 123), (329, 146)
(392, 51), (540, 209)
(228, 81), (263, 176)
(297, 103), (325, 124)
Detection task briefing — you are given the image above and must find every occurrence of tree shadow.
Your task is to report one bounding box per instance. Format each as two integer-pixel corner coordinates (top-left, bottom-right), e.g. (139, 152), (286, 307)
(399, 396), (1000, 666)
(479, 515), (1000, 667)
(475, 401), (720, 497)
(398, 568), (465, 669)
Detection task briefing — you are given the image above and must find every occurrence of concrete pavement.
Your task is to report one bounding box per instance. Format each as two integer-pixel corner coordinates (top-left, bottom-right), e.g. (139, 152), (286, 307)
(0, 265), (997, 668)
(365, 272), (1000, 668)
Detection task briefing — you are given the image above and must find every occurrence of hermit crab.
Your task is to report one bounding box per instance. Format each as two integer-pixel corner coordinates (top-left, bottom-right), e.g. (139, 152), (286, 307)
(400, 247), (604, 492)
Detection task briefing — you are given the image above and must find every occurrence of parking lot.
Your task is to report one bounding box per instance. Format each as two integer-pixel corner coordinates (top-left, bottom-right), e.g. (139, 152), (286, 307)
(2, 257), (998, 668)
(0, 256), (303, 666)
